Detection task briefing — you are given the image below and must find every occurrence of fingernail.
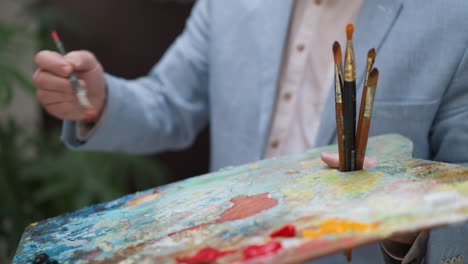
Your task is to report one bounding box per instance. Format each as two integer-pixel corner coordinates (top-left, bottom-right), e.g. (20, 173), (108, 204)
(65, 57), (80, 68)
(62, 65), (72, 74)
(364, 157), (379, 169)
(32, 70), (40, 80)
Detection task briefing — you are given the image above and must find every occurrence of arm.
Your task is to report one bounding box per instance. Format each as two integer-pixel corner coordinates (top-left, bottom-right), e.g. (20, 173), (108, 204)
(45, 0), (212, 154)
(424, 46), (468, 264)
(66, 0), (211, 153)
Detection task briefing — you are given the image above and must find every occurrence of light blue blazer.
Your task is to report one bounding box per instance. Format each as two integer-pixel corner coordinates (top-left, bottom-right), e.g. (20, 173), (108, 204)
(63, 0), (468, 263)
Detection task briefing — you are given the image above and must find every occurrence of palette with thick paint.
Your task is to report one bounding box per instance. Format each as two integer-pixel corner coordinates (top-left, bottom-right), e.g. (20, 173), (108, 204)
(13, 134), (468, 263)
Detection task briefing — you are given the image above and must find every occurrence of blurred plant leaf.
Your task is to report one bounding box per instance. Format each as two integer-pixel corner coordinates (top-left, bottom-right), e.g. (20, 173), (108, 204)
(0, 64), (35, 108)
(0, 21), (35, 109)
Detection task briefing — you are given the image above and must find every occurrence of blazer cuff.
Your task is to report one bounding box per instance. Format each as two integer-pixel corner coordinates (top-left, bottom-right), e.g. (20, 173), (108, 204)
(75, 121), (98, 142)
(380, 231), (429, 264)
(61, 74), (123, 150)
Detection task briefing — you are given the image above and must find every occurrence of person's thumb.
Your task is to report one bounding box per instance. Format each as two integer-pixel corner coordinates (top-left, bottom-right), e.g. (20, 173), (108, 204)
(64, 50), (99, 72)
(320, 152), (378, 170)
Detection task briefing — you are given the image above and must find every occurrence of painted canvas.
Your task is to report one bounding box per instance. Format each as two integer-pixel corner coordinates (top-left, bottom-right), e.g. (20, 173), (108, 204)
(13, 134), (468, 263)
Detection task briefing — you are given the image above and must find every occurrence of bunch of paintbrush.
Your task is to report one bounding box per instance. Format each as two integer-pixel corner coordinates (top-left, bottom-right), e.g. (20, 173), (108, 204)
(333, 24), (379, 172)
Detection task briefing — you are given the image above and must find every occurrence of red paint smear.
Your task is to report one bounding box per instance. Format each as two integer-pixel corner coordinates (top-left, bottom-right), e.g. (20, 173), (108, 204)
(169, 193), (278, 237)
(182, 247), (234, 264)
(270, 224), (296, 238)
(243, 241), (282, 260)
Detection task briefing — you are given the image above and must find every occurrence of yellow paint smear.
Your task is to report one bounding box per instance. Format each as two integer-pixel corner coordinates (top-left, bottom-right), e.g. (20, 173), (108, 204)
(302, 219), (378, 239)
(127, 192), (161, 207)
(249, 163), (260, 169)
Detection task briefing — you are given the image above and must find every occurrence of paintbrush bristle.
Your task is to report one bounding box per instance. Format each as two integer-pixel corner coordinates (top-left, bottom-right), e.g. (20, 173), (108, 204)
(368, 48), (376, 60)
(367, 68), (379, 86)
(346, 24), (354, 40)
(332, 41), (342, 65)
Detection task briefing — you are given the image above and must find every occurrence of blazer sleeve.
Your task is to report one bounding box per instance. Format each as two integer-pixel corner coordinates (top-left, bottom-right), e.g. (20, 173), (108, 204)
(426, 47), (468, 263)
(61, 0), (211, 154)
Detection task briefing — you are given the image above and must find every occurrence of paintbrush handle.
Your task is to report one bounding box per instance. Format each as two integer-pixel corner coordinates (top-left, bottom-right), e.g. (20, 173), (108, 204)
(356, 116), (370, 170)
(356, 83), (376, 170)
(356, 84), (367, 146)
(335, 102), (346, 172)
(343, 81), (356, 171)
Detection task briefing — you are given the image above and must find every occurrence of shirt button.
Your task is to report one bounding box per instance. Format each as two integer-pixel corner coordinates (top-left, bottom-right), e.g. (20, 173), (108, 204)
(296, 44), (305, 52)
(283, 92), (292, 101)
(271, 140), (280, 149)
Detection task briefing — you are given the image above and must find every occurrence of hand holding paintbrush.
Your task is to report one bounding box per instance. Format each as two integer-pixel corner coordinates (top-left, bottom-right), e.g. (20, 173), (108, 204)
(33, 32), (107, 123)
(51, 31), (97, 122)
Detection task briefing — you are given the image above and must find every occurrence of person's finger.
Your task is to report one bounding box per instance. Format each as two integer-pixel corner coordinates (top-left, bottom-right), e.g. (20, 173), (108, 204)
(363, 157), (379, 169)
(321, 152), (379, 170)
(44, 102), (82, 120)
(65, 50), (99, 72)
(34, 50), (73, 77)
(33, 70), (75, 94)
(37, 89), (76, 105)
(321, 152), (340, 169)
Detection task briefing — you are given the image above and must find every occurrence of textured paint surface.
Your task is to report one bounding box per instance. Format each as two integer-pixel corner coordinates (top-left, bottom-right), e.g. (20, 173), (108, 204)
(13, 134), (468, 263)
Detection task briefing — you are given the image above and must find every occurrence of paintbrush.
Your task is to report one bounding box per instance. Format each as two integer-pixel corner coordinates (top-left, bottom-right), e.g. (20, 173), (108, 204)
(51, 31), (96, 121)
(343, 24), (356, 171)
(356, 48), (376, 162)
(355, 68), (379, 170)
(333, 41), (346, 172)
(344, 249), (353, 263)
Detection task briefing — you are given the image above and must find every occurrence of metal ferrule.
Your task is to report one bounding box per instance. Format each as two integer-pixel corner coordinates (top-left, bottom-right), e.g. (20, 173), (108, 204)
(364, 85), (376, 117)
(344, 41), (356, 82)
(335, 64), (343, 103)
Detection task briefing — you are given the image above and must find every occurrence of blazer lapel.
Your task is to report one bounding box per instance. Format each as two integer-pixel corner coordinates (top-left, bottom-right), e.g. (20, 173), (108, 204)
(314, 0), (404, 147)
(249, 0), (294, 157)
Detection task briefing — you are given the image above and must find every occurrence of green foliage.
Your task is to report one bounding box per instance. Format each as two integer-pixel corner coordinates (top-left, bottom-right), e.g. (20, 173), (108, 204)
(0, 119), (171, 260)
(0, 23), (35, 108)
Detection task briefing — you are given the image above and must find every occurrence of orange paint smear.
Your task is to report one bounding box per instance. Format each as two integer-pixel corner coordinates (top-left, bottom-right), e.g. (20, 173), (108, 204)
(214, 193), (278, 223)
(302, 219), (377, 239)
(169, 193), (278, 237)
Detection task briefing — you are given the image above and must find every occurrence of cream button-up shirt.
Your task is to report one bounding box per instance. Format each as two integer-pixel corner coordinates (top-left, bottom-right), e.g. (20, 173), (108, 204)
(264, 0), (363, 158)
